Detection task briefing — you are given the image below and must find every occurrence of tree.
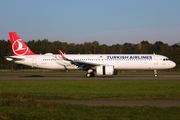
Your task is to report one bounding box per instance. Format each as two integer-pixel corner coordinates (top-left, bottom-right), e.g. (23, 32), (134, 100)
(121, 43), (140, 54)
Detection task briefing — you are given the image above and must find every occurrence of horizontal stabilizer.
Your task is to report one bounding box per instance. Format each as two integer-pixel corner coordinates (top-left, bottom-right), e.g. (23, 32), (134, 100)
(5, 56), (24, 61)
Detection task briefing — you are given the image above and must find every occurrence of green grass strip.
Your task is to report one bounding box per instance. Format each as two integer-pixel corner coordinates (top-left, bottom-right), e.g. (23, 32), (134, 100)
(0, 99), (180, 120)
(0, 80), (180, 100)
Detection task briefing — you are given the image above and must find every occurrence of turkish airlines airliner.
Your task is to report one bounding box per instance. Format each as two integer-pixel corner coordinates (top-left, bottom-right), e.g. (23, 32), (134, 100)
(6, 32), (176, 77)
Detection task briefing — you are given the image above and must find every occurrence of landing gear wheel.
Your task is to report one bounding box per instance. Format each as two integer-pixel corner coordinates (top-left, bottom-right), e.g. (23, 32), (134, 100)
(86, 73), (91, 78)
(154, 74), (158, 77)
(154, 70), (158, 77)
(86, 72), (95, 78)
(91, 72), (95, 77)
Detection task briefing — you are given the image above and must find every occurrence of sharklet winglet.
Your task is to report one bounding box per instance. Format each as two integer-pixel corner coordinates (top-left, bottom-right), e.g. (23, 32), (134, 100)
(58, 49), (66, 59)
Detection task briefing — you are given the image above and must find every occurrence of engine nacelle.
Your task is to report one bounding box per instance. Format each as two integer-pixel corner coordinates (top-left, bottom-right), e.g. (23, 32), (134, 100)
(96, 65), (118, 76)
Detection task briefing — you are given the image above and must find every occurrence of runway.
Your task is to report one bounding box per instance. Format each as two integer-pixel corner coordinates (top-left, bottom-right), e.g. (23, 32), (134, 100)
(0, 75), (180, 80)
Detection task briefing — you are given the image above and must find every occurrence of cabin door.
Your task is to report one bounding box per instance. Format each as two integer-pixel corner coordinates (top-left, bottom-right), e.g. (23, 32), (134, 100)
(32, 57), (37, 67)
(153, 55), (158, 65)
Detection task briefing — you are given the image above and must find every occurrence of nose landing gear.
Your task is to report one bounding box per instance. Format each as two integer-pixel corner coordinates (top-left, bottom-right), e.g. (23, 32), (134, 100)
(154, 70), (158, 77)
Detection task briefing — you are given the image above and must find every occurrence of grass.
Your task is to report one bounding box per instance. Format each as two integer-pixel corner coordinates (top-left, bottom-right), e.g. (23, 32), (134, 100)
(0, 80), (180, 100)
(1, 99), (180, 120)
(0, 71), (180, 119)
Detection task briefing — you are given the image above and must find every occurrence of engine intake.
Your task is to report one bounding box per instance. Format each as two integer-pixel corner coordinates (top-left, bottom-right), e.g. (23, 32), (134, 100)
(96, 65), (117, 76)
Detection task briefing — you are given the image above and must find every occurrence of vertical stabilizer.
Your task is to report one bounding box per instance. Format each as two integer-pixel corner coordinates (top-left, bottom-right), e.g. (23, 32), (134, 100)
(9, 32), (36, 56)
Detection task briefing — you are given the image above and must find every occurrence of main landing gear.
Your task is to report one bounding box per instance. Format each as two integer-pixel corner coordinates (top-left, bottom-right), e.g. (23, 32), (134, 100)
(86, 72), (95, 77)
(154, 70), (158, 77)
(86, 69), (95, 78)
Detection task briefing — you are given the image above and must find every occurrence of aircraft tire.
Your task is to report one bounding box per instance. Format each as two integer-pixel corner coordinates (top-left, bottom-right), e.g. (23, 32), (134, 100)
(86, 73), (91, 78)
(154, 74), (158, 77)
(91, 72), (95, 77)
(86, 72), (95, 78)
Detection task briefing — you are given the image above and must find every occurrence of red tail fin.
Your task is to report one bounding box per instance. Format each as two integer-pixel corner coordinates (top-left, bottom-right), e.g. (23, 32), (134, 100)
(9, 32), (36, 56)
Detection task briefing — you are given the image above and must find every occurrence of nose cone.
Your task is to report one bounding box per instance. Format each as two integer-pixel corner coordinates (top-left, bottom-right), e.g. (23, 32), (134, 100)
(170, 61), (176, 68)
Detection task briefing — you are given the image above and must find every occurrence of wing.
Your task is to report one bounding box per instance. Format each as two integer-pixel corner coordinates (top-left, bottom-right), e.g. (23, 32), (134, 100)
(58, 49), (100, 70)
(71, 59), (100, 70)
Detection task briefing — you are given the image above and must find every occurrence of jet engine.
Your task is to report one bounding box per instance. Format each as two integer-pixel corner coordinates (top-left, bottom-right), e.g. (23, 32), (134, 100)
(96, 65), (117, 75)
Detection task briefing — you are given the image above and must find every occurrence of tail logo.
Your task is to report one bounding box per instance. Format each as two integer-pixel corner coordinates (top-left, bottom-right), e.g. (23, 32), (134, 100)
(12, 39), (28, 55)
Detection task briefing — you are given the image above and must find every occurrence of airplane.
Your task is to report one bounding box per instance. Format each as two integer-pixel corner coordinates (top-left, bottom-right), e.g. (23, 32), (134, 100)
(5, 32), (176, 77)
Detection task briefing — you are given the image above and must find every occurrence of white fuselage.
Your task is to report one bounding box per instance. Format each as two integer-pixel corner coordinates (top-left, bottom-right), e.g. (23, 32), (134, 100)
(10, 54), (176, 70)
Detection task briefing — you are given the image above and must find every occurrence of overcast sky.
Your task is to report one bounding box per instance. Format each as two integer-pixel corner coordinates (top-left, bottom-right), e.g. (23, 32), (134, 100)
(0, 0), (180, 45)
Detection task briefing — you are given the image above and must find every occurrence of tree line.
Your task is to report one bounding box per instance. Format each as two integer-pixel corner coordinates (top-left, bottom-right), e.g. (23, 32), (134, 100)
(0, 39), (180, 69)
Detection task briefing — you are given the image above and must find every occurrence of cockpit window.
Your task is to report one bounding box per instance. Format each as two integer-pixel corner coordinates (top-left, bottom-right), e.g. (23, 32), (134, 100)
(163, 58), (170, 61)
